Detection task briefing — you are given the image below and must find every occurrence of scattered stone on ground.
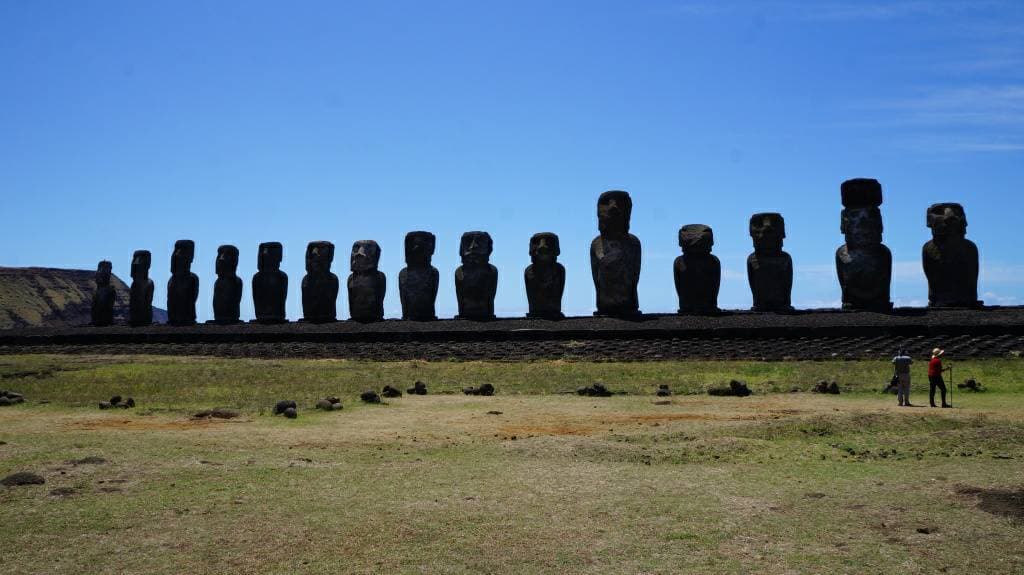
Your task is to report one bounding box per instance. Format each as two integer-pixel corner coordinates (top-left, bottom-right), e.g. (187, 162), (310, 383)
(98, 395), (135, 410)
(316, 397), (343, 411)
(283, 407), (298, 419)
(576, 383), (613, 397)
(463, 383), (496, 396)
(916, 527), (936, 534)
(655, 384), (672, 397)
(273, 400), (297, 415)
(958, 378), (986, 392)
(381, 385), (403, 398)
(407, 381), (428, 395)
(193, 407), (241, 419)
(0, 390), (25, 406)
(67, 456), (107, 465)
(486, 410), (503, 415)
(813, 380), (841, 394)
(360, 390), (381, 403)
(2, 471), (45, 486)
(707, 379), (752, 397)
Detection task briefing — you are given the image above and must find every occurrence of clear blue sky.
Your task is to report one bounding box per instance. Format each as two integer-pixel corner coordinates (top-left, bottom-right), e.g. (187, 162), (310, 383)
(2, 0), (1021, 320)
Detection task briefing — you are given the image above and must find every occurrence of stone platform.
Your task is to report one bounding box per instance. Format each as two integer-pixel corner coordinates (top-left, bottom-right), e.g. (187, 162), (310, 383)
(2, 307), (1023, 361)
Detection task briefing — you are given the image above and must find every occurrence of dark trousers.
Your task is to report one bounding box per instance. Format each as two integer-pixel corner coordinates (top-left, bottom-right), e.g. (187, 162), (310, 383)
(929, 375), (947, 406)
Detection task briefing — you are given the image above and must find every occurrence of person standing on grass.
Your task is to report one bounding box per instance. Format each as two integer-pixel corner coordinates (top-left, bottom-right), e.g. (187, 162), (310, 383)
(892, 348), (914, 407)
(928, 348), (951, 408)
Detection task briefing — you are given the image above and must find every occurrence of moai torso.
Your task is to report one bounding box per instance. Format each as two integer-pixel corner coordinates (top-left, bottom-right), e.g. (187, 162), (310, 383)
(836, 179), (892, 311)
(923, 203), (981, 308)
(212, 245), (242, 323)
(399, 232), (439, 321)
(590, 191), (641, 317)
(301, 241), (339, 323)
(347, 240), (386, 323)
(525, 232), (565, 319)
(167, 240), (199, 326)
(252, 242), (288, 323)
(674, 225), (720, 314)
(129, 250), (154, 326)
(746, 213), (793, 312)
(91, 260), (116, 326)
(455, 231), (497, 320)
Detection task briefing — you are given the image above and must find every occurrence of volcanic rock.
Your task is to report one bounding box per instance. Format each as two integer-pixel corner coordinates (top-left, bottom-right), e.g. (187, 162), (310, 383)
(2, 471), (45, 486)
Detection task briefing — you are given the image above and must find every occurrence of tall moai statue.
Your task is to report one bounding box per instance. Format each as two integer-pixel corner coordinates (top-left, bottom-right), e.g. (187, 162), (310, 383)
(348, 240), (386, 323)
(252, 242), (288, 323)
(747, 213), (794, 312)
(525, 232), (565, 319)
(212, 245), (243, 324)
(167, 240), (200, 326)
(455, 231), (497, 320)
(923, 203), (981, 308)
(91, 260), (116, 326)
(590, 190), (642, 318)
(128, 250), (154, 326)
(674, 224), (721, 314)
(836, 178), (892, 311)
(301, 241), (339, 323)
(399, 231), (439, 321)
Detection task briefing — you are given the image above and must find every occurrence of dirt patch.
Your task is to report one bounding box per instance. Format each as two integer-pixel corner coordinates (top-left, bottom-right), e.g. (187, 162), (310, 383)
(498, 424), (597, 437)
(956, 485), (1024, 522)
(69, 418), (240, 431)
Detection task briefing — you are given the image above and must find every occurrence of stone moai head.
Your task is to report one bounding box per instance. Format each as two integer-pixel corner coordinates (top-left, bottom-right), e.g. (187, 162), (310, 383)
(529, 233), (560, 265)
(350, 240), (381, 272)
(679, 224), (714, 255)
(597, 190), (632, 237)
(405, 231), (436, 266)
(131, 250), (151, 281)
(750, 213), (786, 255)
(257, 242), (283, 272)
(460, 231), (493, 265)
(927, 203), (968, 241)
(840, 178), (884, 249)
(216, 245), (239, 277)
(171, 240), (195, 275)
(305, 241), (334, 274)
(96, 260), (112, 286)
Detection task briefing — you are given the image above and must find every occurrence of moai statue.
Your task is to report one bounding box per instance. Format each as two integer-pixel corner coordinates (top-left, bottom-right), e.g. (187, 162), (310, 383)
(91, 260), (116, 326)
(252, 242), (288, 323)
(399, 231), (439, 321)
(923, 203), (981, 308)
(167, 240), (200, 326)
(674, 224), (721, 314)
(455, 231), (497, 320)
(836, 178), (892, 311)
(301, 241), (339, 323)
(129, 250), (154, 326)
(590, 190), (642, 318)
(211, 245), (243, 324)
(524, 232), (565, 319)
(747, 213), (794, 312)
(348, 240), (386, 323)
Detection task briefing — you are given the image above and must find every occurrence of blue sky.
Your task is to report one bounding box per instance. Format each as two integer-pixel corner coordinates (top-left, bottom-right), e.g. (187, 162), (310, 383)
(1, 0), (1022, 320)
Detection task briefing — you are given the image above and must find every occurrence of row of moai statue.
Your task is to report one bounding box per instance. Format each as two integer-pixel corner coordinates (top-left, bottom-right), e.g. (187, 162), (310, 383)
(90, 180), (981, 326)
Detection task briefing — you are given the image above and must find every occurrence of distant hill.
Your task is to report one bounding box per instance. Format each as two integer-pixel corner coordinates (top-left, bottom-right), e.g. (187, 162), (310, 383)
(0, 267), (167, 329)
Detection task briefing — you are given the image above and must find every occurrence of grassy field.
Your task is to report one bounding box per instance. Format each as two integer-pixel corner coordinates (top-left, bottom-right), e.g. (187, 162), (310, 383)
(1, 354), (1023, 574)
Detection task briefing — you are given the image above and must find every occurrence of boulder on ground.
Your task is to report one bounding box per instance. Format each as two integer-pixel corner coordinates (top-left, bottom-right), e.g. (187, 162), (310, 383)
(0, 397), (12, 407)
(464, 383), (496, 396)
(381, 385), (403, 398)
(655, 384), (672, 397)
(0, 390), (24, 405)
(2, 471), (45, 486)
(577, 383), (613, 397)
(316, 397), (343, 411)
(813, 380), (841, 394)
(98, 401), (112, 409)
(360, 390), (381, 404)
(958, 378), (986, 392)
(708, 380), (752, 397)
(283, 407), (298, 419)
(273, 400), (297, 415)
(407, 381), (428, 395)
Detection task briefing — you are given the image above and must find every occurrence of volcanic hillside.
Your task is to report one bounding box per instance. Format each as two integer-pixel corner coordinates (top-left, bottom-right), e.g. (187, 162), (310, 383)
(0, 267), (166, 329)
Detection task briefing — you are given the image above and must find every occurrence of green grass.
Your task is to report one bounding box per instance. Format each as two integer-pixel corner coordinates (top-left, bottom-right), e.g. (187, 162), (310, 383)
(1, 354), (1023, 574)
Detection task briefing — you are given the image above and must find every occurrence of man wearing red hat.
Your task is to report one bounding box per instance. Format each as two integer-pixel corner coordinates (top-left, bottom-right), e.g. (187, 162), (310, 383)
(928, 348), (951, 408)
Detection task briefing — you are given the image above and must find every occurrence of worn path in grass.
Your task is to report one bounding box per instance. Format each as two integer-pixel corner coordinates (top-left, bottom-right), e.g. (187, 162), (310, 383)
(1, 355), (1023, 574)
